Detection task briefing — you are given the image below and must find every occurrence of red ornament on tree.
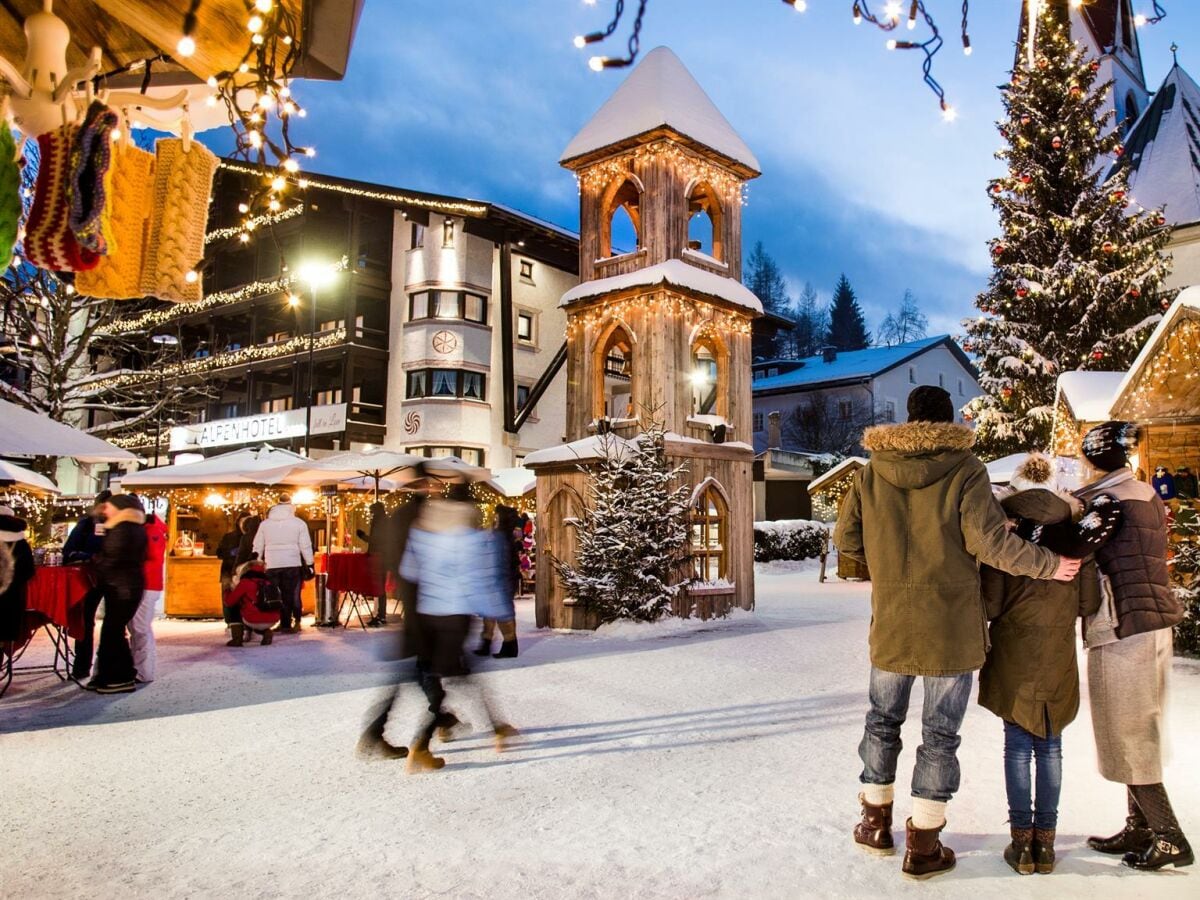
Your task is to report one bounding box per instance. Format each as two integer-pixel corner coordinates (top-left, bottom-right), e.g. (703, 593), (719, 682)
(1110, 190), (1126, 204)
(1129, 287), (1141, 299)
(1069, 85), (1082, 97)
(964, 411), (975, 423)
(1115, 145), (1125, 157)
(1020, 173), (1032, 184)
(1016, 287), (1028, 298)
(1102, 240), (1116, 254)
(1162, 298), (1172, 310)
(991, 184), (1003, 195)
(1091, 350), (1104, 361)
(1001, 387), (1014, 400)
(993, 243), (1006, 256)
(1155, 214), (1167, 226)
(1090, 61), (1101, 72)
(1051, 136), (1063, 149)
(1020, 114), (1031, 126)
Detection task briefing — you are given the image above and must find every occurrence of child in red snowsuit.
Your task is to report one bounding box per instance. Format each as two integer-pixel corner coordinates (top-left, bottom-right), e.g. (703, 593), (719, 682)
(223, 561), (281, 646)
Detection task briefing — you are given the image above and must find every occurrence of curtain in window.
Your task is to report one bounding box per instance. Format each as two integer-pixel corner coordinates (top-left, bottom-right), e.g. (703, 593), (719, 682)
(462, 372), (484, 400)
(432, 370), (457, 396)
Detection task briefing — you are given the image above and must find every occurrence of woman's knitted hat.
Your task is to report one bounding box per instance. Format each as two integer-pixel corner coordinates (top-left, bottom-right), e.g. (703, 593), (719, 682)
(1009, 452), (1058, 493)
(907, 385), (955, 423)
(1082, 421), (1140, 473)
(0, 505), (27, 542)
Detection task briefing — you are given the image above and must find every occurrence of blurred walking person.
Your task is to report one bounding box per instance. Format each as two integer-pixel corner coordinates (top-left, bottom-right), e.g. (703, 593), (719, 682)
(400, 479), (516, 772)
(88, 494), (147, 693)
(475, 504), (521, 659)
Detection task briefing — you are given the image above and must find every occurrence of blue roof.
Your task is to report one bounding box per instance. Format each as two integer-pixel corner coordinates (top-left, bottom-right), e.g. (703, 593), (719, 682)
(752, 336), (961, 393)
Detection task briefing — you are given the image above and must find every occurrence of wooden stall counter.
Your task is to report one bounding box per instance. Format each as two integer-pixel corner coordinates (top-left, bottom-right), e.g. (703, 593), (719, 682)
(164, 556), (315, 618)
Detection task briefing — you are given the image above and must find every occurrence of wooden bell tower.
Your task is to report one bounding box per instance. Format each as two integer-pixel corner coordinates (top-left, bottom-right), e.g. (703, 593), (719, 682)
(526, 47), (761, 629)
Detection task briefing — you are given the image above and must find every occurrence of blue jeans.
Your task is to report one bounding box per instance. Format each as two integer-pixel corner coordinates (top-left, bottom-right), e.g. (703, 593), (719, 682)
(859, 667), (973, 802)
(1003, 720), (1062, 830)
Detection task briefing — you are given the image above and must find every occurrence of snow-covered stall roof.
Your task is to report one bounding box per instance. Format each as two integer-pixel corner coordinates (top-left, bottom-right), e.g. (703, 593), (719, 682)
(487, 467), (537, 498)
(0, 399), (137, 464)
(1055, 371), (1125, 422)
(560, 46), (760, 175)
(121, 445), (309, 487)
(1109, 62), (1200, 227)
(1110, 284), (1200, 419)
(523, 434), (636, 467)
(0, 460), (61, 495)
(560, 258), (763, 314)
(807, 457), (868, 495)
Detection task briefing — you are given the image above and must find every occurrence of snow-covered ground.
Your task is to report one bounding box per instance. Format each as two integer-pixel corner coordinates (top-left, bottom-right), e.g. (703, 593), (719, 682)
(2, 565), (1197, 898)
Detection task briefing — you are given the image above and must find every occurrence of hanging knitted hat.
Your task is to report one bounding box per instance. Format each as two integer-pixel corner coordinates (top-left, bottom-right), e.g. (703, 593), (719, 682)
(0, 127), (20, 271)
(75, 142), (155, 300)
(24, 125), (99, 272)
(139, 137), (218, 303)
(68, 101), (120, 256)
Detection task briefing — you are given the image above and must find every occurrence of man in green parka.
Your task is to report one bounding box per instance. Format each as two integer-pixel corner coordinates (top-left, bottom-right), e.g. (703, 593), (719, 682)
(834, 386), (1080, 880)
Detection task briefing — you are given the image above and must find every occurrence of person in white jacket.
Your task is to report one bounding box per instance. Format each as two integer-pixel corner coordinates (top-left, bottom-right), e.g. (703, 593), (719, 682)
(252, 496), (314, 633)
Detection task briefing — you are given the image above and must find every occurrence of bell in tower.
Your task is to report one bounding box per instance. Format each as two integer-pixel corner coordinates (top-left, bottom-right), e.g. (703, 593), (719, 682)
(525, 47), (761, 629)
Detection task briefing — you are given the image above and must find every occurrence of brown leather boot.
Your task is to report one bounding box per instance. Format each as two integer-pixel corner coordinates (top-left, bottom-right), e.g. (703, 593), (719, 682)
(902, 818), (956, 880)
(853, 793), (895, 856)
(406, 748), (445, 773)
(1088, 789), (1152, 855)
(1033, 828), (1056, 874)
(1004, 827), (1035, 875)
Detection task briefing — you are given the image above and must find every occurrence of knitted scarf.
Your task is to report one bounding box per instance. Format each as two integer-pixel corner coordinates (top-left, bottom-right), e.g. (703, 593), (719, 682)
(24, 125), (99, 272)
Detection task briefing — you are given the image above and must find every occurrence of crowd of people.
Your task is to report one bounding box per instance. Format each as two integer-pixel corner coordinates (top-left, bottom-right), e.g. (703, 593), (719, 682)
(836, 385), (1190, 880)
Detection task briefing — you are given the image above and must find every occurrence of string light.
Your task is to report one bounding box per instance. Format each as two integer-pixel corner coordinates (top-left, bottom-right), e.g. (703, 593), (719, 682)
(176, 0), (200, 58)
(566, 290), (754, 339)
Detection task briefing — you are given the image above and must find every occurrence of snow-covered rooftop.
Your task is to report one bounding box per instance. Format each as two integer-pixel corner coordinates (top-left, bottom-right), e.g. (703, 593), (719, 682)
(807, 457), (868, 495)
(1110, 284), (1200, 416)
(1055, 371), (1125, 422)
(752, 336), (967, 392)
(1110, 62), (1200, 227)
(560, 47), (760, 175)
(523, 434), (636, 467)
(560, 258), (763, 314)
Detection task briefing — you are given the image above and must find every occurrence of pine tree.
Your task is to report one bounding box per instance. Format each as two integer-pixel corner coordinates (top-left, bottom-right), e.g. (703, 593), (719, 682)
(553, 419), (692, 623)
(791, 281), (827, 358)
(877, 290), (929, 347)
(745, 240), (792, 359)
(964, 2), (1172, 457)
(1172, 506), (1200, 657)
(828, 274), (870, 351)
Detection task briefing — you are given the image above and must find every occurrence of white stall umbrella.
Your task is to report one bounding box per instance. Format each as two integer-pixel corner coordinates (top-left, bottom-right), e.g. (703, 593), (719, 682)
(0, 398), (137, 464)
(120, 445), (309, 487)
(486, 467), (536, 498)
(256, 448), (427, 497)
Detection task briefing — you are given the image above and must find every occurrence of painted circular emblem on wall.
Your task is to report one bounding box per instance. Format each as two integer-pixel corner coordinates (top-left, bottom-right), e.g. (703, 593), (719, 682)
(432, 330), (458, 354)
(403, 411), (421, 435)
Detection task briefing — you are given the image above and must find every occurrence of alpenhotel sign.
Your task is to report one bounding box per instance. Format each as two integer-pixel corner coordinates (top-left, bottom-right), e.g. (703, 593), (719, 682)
(168, 404), (348, 452)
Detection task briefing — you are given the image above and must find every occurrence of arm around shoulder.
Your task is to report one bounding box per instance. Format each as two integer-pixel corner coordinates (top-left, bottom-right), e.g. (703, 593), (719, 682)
(960, 463), (1060, 579)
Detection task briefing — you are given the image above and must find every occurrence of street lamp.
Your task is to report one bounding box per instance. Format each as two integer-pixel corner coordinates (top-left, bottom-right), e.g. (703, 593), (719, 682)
(150, 333), (180, 466)
(295, 261), (337, 458)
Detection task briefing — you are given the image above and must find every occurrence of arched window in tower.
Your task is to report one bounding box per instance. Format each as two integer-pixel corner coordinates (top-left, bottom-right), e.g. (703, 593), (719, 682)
(1124, 90), (1140, 131)
(690, 330), (728, 418)
(594, 323), (634, 420)
(690, 481), (729, 581)
(685, 181), (724, 262)
(600, 176), (642, 258)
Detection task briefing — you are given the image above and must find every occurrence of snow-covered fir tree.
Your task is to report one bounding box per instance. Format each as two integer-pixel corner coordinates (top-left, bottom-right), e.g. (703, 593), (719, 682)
(828, 274), (870, 351)
(553, 419), (692, 624)
(1171, 505), (1200, 657)
(963, 2), (1172, 457)
(745, 240), (792, 359)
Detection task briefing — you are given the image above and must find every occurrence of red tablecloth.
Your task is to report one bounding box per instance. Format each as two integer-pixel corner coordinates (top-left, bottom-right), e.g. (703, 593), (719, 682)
(325, 552), (383, 596)
(25, 565), (94, 640)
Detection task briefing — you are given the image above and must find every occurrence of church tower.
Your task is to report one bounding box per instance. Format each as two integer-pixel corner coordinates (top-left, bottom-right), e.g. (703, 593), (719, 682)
(526, 47), (761, 629)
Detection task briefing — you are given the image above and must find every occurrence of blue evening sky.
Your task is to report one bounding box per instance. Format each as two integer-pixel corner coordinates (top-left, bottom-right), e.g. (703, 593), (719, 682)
(257, 1), (1199, 336)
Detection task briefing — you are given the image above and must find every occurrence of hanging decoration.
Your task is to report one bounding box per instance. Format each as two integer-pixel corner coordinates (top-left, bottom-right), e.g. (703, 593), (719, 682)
(75, 144), (156, 300)
(0, 126), (21, 270)
(572, 0), (1169, 118)
(24, 124), (98, 272)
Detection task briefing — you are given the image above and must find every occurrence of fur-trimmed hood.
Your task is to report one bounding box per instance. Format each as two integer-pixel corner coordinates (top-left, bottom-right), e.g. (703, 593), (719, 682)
(862, 422), (977, 490)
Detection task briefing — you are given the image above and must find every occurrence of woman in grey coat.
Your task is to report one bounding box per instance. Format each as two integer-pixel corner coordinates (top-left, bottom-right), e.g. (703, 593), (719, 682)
(1077, 422), (1191, 871)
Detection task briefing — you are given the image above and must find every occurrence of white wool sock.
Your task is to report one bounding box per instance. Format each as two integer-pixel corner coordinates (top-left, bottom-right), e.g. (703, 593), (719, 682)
(911, 798), (947, 830)
(862, 783), (894, 806)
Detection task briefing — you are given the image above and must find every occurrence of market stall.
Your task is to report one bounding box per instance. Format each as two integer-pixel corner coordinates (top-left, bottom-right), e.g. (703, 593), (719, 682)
(120, 445), (321, 618)
(806, 458), (867, 581)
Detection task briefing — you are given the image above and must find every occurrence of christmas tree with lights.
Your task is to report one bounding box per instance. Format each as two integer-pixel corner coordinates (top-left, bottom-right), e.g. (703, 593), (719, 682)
(963, 2), (1172, 458)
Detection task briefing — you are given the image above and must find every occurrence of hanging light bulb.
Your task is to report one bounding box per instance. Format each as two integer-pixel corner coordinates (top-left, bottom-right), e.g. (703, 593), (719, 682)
(176, 34), (196, 57)
(283, 158), (300, 173)
(271, 176), (287, 192)
(248, 15), (264, 33)
(184, 270), (199, 284)
(255, 0), (274, 11)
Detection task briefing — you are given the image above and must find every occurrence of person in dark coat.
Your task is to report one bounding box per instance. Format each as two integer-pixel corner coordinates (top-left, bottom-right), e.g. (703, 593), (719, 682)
(234, 513), (261, 569)
(1174, 466), (1198, 500)
(356, 501), (395, 627)
(977, 455), (1122, 875)
(88, 494), (147, 693)
(1077, 423), (1192, 871)
(217, 516), (246, 597)
(66, 489), (111, 680)
(475, 504), (521, 658)
(0, 507), (35, 647)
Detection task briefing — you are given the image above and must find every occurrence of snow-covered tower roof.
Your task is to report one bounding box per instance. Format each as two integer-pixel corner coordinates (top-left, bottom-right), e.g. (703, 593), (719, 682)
(560, 46), (760, 177)
(1110, 62), (1200, 228)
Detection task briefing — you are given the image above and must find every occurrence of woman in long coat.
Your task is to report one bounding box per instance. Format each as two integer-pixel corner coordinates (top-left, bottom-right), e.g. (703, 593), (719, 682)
(1077, 422), (1191, 871)
(89, 494), (147, 693)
